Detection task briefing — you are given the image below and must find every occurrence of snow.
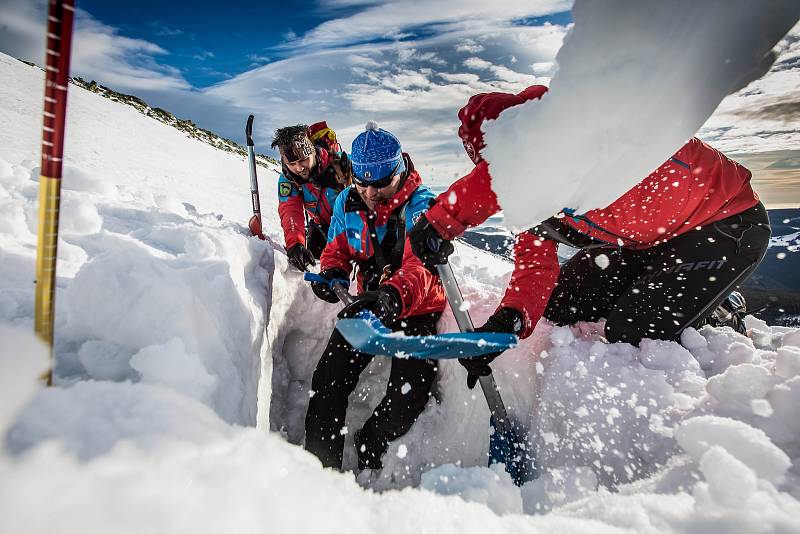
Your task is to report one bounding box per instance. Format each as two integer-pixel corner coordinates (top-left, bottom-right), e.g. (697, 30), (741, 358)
(2, 46), (800, 532)
(483, 0), (800, 230)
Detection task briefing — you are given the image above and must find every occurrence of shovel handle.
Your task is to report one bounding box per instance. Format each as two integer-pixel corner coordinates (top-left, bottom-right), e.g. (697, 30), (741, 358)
(435, 263), (512, 428)
(304, 272), (354, 305)
(333, 283), (354, 305)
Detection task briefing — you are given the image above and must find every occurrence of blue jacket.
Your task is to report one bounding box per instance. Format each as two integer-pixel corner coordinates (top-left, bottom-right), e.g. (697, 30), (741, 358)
(321, 165), (445, 318)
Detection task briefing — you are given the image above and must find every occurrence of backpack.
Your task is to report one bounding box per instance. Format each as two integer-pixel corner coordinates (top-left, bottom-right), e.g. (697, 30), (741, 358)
(308, 121), (342, 153)
(308, 121), (350, 188)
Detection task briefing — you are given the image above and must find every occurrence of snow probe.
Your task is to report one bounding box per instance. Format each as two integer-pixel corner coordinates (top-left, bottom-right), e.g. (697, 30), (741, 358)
(303, 273), (517, 360)
(35, 0), (76, 385)
(436, 262), (534, 486)
(245, 115), (266, 240)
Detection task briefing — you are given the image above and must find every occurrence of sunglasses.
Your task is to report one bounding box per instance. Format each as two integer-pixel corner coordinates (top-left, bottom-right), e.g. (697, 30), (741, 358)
(353, 163), (401, 189)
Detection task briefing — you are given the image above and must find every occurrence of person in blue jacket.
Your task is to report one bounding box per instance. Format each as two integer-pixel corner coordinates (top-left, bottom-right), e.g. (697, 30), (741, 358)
(305, 122), (445, 476)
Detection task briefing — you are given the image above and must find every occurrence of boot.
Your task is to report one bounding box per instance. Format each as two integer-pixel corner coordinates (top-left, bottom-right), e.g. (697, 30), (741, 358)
(704, 291), (748, 335)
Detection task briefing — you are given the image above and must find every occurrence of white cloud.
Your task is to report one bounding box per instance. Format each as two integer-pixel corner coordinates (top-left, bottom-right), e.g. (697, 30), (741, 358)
(456, 39), (485, 54)
(206, 22), (569, 183)
(72, 14), (191, 92)
(247, 54), (271, 64)
(0, 0), (191, 93)
(438, 72), (481, 84)
(700, 22), (800, 153)
(148, 21), (184, 37)
(397, 48), (446, 65)
(531, 61), (555, 76)
(463, 57), (492, 70)
(0, 0), (51, 66)
(193, 50), (215, 61)
(464, 56), (539, 85)
(288, 0), (572, 49)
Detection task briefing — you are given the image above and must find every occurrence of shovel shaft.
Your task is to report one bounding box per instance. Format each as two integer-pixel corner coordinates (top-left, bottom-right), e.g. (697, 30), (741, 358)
(435, 263), (511, 426)
(333, 283), (354, 305)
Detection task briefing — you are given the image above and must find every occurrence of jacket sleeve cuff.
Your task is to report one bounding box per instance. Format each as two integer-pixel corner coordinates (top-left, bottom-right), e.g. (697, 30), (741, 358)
(284, 231), (305, 249)
(425, 204), (467, 241)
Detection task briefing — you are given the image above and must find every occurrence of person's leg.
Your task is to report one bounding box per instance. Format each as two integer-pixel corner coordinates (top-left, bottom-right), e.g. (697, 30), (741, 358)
(604, 202), (771, 345)
(356, 313), (439, 470)
(304, 328), (372, 469)
(543, 246), (647, 325)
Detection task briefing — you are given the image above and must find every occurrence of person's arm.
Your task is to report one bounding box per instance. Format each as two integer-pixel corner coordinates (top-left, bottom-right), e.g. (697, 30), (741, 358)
(424, 161), (501, 240)
(382, 192), (444, 318)
(277, 175), (307, 249)
(497, 231), (561, 338)
(382, 238), (443, 319)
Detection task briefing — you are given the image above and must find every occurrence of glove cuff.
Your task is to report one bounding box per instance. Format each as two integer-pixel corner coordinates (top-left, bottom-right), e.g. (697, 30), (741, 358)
(485, 307), (524, 335)
(322, 267), (349, 280)
(425, 203), (466, 241)
(380, 285), (403, 323)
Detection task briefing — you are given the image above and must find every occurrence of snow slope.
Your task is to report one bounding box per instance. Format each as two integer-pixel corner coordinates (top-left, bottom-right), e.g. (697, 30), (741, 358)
(2, 52), (800, 533)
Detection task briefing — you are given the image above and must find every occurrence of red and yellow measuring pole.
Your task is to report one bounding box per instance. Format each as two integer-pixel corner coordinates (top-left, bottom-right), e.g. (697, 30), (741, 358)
(35, 0), (75, 384)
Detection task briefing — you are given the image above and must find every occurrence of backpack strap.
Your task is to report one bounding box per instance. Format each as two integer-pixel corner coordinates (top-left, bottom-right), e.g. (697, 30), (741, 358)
(363, 198), (409, 286)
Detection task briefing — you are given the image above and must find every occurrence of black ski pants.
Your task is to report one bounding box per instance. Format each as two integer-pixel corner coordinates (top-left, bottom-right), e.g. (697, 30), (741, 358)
(304, 312), (439, 470)
(543, 202), (771, 346)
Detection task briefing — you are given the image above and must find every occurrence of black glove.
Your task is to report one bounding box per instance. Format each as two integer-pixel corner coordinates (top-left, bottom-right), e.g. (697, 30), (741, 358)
(287, 243), (316, 272)
(338, 286), (402, 325)
(311, 268), (349, 303)
(459, 307), (524, 389)
(408, 212), (455, 273)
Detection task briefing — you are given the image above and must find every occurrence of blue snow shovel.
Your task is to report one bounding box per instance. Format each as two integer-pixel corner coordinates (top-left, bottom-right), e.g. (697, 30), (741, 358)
(303, 273), (518, 360)
(436, 262), (535, 486)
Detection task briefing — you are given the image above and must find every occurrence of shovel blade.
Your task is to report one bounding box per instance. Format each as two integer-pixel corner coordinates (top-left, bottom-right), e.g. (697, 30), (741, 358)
(336, 311), (517, 360)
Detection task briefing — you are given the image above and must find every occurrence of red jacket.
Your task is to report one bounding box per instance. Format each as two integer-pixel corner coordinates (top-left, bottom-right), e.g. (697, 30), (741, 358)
(427, 138), (759, 337)
(277, 149), (344, 248)
(322, 170), (446, 319)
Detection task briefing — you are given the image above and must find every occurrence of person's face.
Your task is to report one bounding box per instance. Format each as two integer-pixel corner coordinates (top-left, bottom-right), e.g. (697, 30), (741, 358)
(355, 174), (402, 208)
(283, 152), (316, 180)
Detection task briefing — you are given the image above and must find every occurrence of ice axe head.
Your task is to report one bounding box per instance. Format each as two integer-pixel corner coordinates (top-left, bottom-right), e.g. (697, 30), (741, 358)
(246, 115), (255, 147)
(248, 214), (265, 240)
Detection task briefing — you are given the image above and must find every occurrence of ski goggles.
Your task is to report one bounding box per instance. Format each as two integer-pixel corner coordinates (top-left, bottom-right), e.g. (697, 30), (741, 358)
(281, 137), (315, 163)
(352, 162), (402, 189)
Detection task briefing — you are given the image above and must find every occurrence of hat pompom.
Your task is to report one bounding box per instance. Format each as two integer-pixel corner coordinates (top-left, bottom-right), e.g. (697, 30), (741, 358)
(365, 120), (379, 132)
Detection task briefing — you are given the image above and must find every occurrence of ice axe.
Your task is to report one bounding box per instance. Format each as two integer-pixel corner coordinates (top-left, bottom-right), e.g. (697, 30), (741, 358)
(245, 114), (265, 240)
(436, 261), (535, 486)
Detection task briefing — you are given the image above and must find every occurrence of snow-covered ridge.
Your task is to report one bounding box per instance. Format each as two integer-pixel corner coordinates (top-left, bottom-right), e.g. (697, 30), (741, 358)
(15, 56), (279, 169)
(2, 50), (800, 533)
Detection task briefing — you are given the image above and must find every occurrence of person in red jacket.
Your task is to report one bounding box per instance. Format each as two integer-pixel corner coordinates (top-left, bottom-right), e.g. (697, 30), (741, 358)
(409, 85), (771, 387)
(273, 122), (350, 271)
(305, 123), (445, 474)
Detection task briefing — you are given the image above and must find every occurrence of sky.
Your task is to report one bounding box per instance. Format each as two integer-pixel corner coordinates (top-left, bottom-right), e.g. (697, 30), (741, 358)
(0, 0), (798, 199)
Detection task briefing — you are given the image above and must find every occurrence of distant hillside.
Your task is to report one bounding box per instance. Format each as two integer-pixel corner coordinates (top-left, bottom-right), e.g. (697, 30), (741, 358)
(741, 208), (800, 326)
(15, 57), (278, 169)
(69, 76), (279, 169)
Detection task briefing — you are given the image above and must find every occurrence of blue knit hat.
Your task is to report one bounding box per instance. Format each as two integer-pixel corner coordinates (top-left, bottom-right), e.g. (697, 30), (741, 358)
(350, 121), (405, 183)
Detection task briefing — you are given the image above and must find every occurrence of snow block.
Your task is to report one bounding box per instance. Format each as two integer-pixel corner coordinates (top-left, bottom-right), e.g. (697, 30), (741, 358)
(675, 415), (790, 485)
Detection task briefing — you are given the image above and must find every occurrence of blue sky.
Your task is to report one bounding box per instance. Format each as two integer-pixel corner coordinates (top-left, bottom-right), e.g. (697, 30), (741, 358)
(1, 0), (798, 192)
(69, 0), (339, 87)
